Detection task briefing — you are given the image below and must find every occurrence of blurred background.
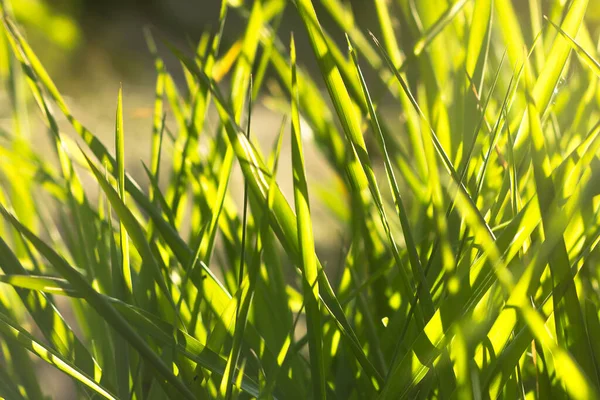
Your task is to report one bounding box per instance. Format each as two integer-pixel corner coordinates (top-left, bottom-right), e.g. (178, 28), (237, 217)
(1, 0), (600, 398)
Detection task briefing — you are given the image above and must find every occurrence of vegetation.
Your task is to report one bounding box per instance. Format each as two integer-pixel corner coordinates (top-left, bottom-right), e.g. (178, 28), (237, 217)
(1, 0), (600, 398)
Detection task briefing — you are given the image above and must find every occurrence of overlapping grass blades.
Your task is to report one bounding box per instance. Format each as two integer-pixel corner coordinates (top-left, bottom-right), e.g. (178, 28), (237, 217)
(1, 0), (600, 398)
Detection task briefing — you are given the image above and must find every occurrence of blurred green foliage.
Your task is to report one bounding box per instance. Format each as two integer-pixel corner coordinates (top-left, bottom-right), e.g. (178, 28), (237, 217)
(9, 0), (80, 49)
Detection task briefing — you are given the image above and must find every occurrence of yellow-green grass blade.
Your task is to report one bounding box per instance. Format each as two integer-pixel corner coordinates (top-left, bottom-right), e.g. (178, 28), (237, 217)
(260, 18), (425, 201)
(378, 191), (548, 397)
(0, 14), (196, 265)
(319, 0), (380, 66)
(494, 0), (534, 88)
(477, 117), (600, 391)
(412, 0), (469, 59)
(372, 29), (459, 305)
(520, 307), (598, 400)
(0, 310), (117, 399)
(115, 86), (132, 297)
(529, 0), (546, 71)
(290, 34), (327, 400)
(371, 32), (467, 197)
(480, 193), (600, 396)
(373, 0), (428, 183)
(143, 27), (166, 195)
(1, 27), (117, 385)
(0, 206), (196, 399)
(481, 220), (600, 396)
(445, 172), (599, 399)
(461, 0), (493, 169)
(251, 2), (286, 100)
(142, 162), (176, 226)
(0, 274), (80, 297)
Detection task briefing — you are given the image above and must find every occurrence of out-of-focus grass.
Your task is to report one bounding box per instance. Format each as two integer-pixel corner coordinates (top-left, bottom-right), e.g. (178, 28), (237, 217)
(1, 0), (600, 399)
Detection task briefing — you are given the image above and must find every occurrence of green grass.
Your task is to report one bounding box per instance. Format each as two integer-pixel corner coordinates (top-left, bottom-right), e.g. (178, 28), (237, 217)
(1, 0), (600, 398)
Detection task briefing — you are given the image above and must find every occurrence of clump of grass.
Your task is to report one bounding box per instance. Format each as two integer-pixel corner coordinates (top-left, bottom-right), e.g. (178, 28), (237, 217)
(1, 0), (600, 398)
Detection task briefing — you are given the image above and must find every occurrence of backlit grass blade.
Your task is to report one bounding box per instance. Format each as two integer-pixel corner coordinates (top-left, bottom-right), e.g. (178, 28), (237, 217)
(115, 86), (132, 296)
(290, 35), (327, 399)
(195, 0), (264, 267)
(0, 273), (80, 297)
(0, 15), (222, 291)
(103, 164), (131, 400)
